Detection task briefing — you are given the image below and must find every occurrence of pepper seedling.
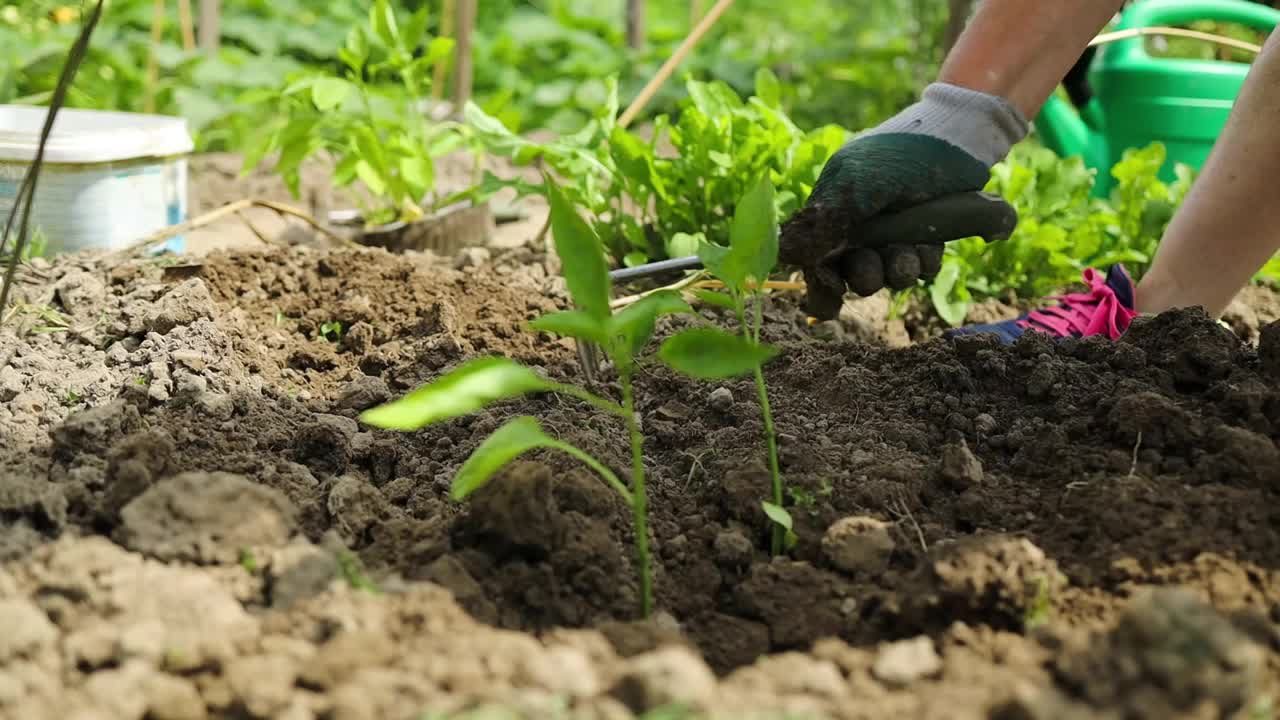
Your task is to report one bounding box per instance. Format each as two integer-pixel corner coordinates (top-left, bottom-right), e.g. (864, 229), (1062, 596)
(657, 175), (795, 555)
(359, 175), (692, 618)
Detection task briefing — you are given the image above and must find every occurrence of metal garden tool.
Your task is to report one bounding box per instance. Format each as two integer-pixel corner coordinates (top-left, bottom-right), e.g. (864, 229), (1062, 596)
(573, 190), (1019, 383)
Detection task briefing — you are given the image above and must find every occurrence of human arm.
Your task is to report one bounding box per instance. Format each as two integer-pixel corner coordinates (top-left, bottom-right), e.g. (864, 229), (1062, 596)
(940, 0), (1127, 118)
(781, 0), (1126, 319)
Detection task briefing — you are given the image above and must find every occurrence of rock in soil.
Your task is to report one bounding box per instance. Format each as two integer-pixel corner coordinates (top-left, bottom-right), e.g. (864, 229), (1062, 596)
(2, 243), (1279, 718)
(821, 515), (895, 576)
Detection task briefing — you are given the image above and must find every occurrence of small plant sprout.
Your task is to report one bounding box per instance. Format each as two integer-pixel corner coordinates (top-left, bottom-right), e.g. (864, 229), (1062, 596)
(359, 175), (693, 618)
(319, 321), (344, 342)
(657, 175), (792, 555)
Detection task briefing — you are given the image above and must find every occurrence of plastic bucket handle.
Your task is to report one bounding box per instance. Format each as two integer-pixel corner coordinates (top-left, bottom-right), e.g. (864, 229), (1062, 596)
(1108, 0), (1280, 64)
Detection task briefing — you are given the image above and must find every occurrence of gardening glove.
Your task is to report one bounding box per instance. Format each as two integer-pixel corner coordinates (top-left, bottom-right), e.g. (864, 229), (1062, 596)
(779, 82), (1029, 320)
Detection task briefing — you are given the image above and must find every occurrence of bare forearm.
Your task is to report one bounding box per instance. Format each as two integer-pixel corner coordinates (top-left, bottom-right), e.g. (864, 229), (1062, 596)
(939, 0), (1124, 118)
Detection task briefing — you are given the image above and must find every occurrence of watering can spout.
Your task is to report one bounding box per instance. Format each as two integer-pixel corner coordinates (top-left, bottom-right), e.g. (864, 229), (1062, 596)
(1033, 93), (1102, 167)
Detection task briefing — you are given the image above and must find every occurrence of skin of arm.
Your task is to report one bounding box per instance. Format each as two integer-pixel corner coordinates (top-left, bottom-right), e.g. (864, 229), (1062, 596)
(937, 0), (1126, 119)
(1136, 29), (1280, 317)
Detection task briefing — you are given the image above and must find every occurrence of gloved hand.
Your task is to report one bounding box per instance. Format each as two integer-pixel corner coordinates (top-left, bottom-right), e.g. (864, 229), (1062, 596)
(779, 82), (1030, 320)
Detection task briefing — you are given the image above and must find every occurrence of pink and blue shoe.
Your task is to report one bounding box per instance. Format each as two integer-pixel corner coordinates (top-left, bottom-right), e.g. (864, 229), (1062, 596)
(945, 265), (1139, 344)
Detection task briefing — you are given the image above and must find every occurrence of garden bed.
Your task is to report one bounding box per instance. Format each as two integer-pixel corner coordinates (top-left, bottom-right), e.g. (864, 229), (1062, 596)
(2, 224), (1279, 719)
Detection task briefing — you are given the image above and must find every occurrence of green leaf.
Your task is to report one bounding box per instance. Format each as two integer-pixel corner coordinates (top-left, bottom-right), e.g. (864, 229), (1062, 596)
(528, 309), (608, 343)
(761, 501), (798, 551)
(754, 67), (782, 108)
(607, 290), (694, 360)
(311, 77), (355, 111)
(451, 416), (628, 503)
(696, 239), (733, 288)
(370, 0), (401, 49)
(761, 501), (793, 530)
(422, 36), (454, 66)
(451, 416), (564, 500)
(728, 174), (779, 285)
(355, 160), (388, 198)
(691, 289), (737, 309)
(400, 154), (434, 195)
(546, 175), (612, 321)
(359, 357), (554, 431)
(402, 4), (432, 51)
(929, 259), (970, 327)
(667, 232), (702, 259)
(659, 327), (779, 380)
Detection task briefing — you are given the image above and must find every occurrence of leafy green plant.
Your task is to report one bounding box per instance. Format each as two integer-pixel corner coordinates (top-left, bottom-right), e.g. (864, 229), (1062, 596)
(360, 176), (698, 618)
(319, 320), (345, 342)
(465, 71), (847, 267)
(238, 0), (467, 226)
(928, 141), (1198, 326)
(656, 176), (792, 555)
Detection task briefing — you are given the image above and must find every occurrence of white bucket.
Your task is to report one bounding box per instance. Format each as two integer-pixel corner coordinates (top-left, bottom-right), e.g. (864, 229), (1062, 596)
(0, 105), (194, 256)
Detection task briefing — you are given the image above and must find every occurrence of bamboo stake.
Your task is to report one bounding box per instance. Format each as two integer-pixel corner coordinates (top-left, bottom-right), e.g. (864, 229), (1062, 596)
(198, 0), (220, 53)
(432, 0), (457, 101)
(145, 0), (165, 113)
(105, 199), (354, 260)
(618, 0), (734, 129)
(177, 0), (196, 51)
(626, 0), (646, 50)
(452, 0), (476, 108)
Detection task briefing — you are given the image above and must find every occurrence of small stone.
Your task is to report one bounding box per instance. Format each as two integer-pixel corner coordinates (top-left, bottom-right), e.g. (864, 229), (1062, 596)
(337, 375), (390, 412)
(144, 673), (208, 720)
(314, 414), (359, 438)
(872, 635), (943, 688)
(939, 441), (983, 489)
(453, 247), (492, 269)
(267, 540), (339, 610)
(66, 625), (120, 669)
(708, 387), (734, 413)
(226, 653), (297, 718)
(713, 529), (753, 569)
(55, 268), (107, 315)
(974, 413), (998, 436)
(143, 279), (215, 334)
(117, 471), (298, 564)
(821, 516), (895, 576)
(196, 392), (235, 421)
(0, 599), (56, 661)
(170, 349), (206, 371)
(611, 646), (716, 713)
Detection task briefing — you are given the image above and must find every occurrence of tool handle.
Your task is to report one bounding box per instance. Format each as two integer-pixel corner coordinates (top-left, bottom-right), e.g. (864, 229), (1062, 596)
(609, 254), (706, 282)
(607, 190), (1018, 282)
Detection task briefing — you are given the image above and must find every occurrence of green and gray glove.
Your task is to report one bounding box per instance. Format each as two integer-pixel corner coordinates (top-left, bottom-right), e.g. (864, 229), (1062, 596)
(779, 82), (1029, 320)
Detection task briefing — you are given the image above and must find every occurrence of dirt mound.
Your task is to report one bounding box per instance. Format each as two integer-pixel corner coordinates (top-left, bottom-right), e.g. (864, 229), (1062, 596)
(2, 243), (1278, 718)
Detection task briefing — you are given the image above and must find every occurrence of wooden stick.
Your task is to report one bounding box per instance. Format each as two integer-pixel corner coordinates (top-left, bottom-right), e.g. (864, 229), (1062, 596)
(105, 199), (354, 260)
(432, 0), (457, 101)
(618, 0), (734, 129)
(145, 0), (164, 113)
(177, 0), (196, 51)
(626, 0), (646, 50)
(198, 0), (220, 53)
(452, 0), (476, 108)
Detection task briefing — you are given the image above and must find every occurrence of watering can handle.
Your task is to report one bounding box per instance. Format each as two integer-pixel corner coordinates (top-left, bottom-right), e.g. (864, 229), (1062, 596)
(1107, 0), (1280, 62)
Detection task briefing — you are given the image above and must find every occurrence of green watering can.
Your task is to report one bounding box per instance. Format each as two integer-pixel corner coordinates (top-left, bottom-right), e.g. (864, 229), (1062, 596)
(1036, 0), (1280, 197)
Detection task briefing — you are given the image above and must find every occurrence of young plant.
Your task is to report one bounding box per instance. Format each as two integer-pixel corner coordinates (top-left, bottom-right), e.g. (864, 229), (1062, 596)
(657, 175), (793, 556)
(239, 0), (468, 227)
(359, 176), (692, 618)
(463, 71), (847, 267)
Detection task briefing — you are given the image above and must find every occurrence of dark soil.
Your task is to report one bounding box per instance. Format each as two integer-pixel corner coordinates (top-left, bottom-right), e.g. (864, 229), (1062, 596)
(2, 229), (1279, 719)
